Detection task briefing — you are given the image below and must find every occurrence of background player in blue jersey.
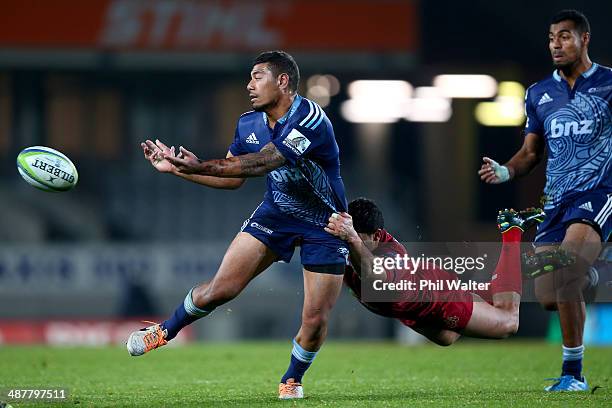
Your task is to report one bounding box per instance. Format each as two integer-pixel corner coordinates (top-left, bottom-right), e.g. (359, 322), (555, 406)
(127, 51), (349, 399)
(479, 10), (611, 392)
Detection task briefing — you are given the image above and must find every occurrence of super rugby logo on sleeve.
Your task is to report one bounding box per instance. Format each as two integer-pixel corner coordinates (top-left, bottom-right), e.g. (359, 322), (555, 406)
(282, 129), (311, 156)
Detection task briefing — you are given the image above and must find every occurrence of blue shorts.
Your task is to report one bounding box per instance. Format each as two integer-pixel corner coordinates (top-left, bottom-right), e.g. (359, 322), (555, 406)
(240, 202), (349, 270)
(535, 190), (612, 246)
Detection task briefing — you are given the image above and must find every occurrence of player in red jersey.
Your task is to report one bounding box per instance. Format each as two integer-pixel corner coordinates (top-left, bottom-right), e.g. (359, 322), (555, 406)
(325, 198), (544, 345)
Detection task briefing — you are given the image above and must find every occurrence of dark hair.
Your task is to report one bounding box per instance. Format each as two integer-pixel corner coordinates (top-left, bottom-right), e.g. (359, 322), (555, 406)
(253, 50), (300, 92)
(348, 198), (384, 234)
(550, 9), (590, 34)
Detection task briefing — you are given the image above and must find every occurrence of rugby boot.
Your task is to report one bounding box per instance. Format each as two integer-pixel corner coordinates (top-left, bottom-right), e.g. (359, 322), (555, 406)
(544, 375), (588, 392)
(127, 321), (168, 356)
(278, 378), (304, 399)
(521, 248), (576, 279)
(497, 207), (545, 233)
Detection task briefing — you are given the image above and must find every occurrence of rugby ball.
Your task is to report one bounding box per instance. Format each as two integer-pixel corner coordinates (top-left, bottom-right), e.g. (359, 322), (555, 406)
(16, 146), (78, 192)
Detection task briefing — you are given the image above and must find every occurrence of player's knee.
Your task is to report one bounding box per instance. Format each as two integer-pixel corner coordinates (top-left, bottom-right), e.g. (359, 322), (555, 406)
(539, 300), (558, 311)
(534, 288), (557, 311)
(534, 293), (557, 311)
(301, 312), (328, 331)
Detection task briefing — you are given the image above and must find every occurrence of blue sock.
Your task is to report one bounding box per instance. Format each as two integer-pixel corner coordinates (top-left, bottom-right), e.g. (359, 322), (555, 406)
(561, 344), (584, 380)
(280, 339), (318, 384)
(161, 288), (213, 341)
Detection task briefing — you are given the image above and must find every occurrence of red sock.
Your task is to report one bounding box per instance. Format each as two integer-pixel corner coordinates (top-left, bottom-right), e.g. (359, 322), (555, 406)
(490, 227), (522, 296)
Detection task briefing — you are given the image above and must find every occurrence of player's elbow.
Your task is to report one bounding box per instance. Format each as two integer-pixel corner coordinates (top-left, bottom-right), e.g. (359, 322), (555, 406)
(525, 150), (542, 168)
(432, 331), (461, 347)
(433, 337), (456, 347)
(518, 143), (544, 172)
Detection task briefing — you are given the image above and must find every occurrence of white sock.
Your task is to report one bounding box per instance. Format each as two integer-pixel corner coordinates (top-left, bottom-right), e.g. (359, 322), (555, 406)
(562, 344), (584, 361)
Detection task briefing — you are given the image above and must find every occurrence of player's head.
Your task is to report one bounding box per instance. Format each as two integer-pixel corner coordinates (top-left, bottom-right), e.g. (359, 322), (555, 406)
(348, 197), (385, 251)
(549, 10), (590, 70)
(248, 50), (300, 112)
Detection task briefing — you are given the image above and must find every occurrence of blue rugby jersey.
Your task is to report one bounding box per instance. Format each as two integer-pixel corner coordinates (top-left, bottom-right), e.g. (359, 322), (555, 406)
(229, 95), (347, 226)
(524, 63), (612, 209)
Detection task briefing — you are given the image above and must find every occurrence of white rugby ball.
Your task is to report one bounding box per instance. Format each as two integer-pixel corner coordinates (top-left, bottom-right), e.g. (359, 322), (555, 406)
(16, 146), (78, 192)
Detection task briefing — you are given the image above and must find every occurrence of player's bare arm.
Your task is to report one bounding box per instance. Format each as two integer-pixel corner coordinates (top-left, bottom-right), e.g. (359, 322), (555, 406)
(504, 132), (545, 179)
(141, 139), (245, 189)
(478, 133), (544, 183)
(325, 213), (381, 280)
(165, 141), (286, 177)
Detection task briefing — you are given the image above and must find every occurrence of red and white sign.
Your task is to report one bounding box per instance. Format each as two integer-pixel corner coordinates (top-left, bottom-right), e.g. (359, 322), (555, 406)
(0, 319), (193, 345)
(0, 0), (417, 52)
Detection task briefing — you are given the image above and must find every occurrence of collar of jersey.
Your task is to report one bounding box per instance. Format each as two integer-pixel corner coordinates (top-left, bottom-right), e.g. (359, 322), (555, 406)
(262, 94), (303, 126)
(552, 62), (599, 82)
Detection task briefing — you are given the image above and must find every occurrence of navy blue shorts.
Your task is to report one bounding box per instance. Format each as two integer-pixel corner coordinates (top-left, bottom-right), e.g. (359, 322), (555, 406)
(535, 190), (612, 246)
(240, 202), (349, 270)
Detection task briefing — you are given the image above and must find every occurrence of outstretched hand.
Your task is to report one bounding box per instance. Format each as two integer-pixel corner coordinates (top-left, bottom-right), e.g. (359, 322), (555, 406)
(325, 212), (359, 242)
(141, 139), (176, 173)
(164, 146), (202, 174)
(478, 157), (510, 184)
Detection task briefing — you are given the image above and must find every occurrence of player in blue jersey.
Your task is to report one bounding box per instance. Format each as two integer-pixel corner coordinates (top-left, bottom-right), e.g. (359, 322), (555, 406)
(479, 10), (611, 392)
(126, 51), (348, 399)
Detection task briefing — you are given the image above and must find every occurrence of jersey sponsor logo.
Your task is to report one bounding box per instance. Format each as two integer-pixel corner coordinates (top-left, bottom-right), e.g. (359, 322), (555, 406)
(282, 128), (311, 155)
(578, 201), (594, 212)
(549, 118), (593, 138)
(268, 159), (337, 226)
(250, 222), (273, 235)
(542, 93), (611, 206)
(538, 92), (554, 106)
(270, 167), (303, 183)
(588, 85), (612, 93)
(245, 132), (259, 144)
(240, 201), (264, 232)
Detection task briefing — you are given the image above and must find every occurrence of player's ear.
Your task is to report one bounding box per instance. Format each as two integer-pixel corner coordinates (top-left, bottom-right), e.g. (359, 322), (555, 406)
(373, 229), (383, 242)
(582, 31), (590, 47)
(278, 73), (290, 91)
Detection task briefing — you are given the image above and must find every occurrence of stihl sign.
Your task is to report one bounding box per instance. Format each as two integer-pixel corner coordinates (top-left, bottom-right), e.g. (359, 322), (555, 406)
(0, 0), (417, 51)
(101, 0), (283, 49)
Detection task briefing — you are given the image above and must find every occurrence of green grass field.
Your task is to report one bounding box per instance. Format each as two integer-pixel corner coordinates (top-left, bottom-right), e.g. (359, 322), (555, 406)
(1, 341), (611, 407)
